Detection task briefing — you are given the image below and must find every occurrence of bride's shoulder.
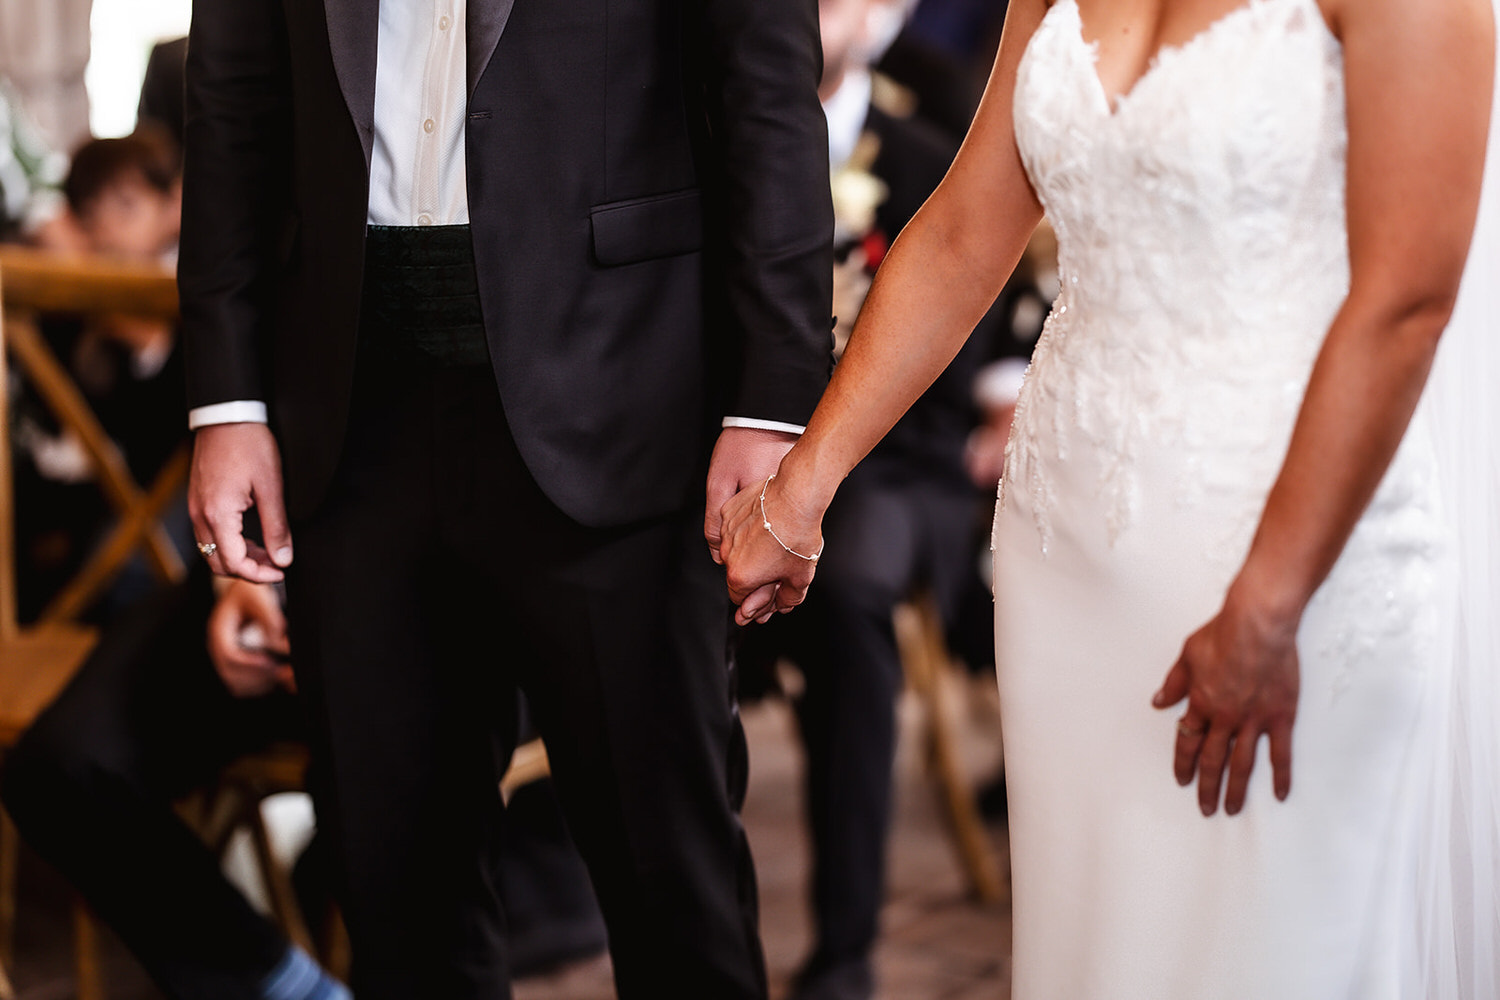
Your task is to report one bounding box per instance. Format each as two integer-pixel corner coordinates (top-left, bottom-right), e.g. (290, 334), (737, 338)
(1318, 0), (1494, 46)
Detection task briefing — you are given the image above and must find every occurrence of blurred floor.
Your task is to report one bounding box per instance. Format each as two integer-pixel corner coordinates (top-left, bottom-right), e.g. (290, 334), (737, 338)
(7, 687), (1011, 1000)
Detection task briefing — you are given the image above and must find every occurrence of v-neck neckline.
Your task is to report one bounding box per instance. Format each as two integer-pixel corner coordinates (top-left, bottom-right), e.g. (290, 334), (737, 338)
(1064, 0), (1295, 117)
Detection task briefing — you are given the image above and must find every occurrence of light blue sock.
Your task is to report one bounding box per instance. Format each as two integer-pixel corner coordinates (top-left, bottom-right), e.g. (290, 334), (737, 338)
(259, 945), (352, 1000)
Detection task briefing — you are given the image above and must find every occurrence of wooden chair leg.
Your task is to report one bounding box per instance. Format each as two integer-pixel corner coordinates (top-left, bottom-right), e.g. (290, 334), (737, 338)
(317, 904), (351, 983)
(895, 600), (1005, 904)
(0, 811), (15, 971)
(247, 801), (316, 955)
(0, 812), (11, 1000)
(72, 897), (105, 1000)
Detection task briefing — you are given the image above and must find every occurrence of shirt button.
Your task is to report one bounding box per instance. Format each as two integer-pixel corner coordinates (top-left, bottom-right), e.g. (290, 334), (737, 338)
(418, 214), (433, 226)
(439, 15), (451, 30)
(423, 118), (436, 134)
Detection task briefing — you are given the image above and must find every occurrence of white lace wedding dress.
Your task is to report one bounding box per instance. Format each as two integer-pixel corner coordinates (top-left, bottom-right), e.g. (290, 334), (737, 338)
(992, 0), (1496, 996)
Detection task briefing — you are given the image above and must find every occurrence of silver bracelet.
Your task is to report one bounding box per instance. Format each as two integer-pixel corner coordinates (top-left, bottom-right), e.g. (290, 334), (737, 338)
(759, 474), (823, 562)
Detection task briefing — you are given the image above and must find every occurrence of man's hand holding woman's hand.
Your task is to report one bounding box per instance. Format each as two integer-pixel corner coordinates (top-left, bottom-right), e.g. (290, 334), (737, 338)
(718, 471), (824, 626)
(189, 422), (293, 582)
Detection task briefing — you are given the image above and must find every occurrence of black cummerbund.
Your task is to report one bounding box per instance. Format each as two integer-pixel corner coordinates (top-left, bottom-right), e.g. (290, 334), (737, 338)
(361, 224), (489, 367)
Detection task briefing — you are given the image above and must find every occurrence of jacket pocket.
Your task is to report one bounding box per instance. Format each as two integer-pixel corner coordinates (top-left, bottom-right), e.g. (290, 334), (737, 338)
(589, 188), (702, 267)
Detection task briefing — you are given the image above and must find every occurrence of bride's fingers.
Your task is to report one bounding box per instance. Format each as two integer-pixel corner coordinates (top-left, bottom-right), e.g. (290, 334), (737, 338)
(1268, 720), (1294, 801)
(1196, 727), (1233, 817)
(1222, 727), (1261, 816)
(1172, 711), (1209, 786)
(1152, 655), (1192, 709)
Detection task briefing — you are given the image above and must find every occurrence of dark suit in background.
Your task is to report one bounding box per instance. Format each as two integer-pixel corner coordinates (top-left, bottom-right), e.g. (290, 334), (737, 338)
(137, 36), (188, 146)
(179, 1), (832, 998)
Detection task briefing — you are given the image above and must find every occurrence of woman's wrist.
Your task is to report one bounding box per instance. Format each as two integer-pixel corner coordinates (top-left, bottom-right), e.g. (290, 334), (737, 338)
(773, 439), (844, 515)
(1224, 560), (1311, 638)
(762, 451), (834, 553)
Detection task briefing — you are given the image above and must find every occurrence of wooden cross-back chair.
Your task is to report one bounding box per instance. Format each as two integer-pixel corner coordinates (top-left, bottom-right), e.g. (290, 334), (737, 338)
(0, 246), (186, 1000)
(0, 245), (188, 745)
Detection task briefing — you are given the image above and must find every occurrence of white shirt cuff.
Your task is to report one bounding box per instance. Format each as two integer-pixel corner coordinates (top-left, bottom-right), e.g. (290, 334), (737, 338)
(188, 400), (269, 430)
(721, 416), (806, 435)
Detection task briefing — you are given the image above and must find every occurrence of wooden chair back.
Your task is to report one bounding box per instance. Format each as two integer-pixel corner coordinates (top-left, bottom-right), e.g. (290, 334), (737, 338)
(0, 246), (188, 634)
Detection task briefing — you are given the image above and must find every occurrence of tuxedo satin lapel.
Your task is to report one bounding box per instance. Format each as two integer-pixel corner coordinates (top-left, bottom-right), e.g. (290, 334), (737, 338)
(323, 0), (378, 166)
(468, 0), (518, 96)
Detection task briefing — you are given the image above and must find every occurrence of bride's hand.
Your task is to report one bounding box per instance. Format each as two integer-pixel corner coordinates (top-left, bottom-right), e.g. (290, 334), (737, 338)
(1152, 582), (1301, 817)
(719, 473), (823, 626)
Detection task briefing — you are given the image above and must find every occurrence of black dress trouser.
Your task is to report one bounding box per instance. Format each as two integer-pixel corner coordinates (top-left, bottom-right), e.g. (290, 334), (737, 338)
(283, 226), (765, 999)
(1, 566), (299, 1000)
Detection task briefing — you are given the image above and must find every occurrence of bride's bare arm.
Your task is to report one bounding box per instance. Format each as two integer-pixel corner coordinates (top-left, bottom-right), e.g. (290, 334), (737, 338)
(1157, 0), (1495, 817)
(718, 0), (1049, 624)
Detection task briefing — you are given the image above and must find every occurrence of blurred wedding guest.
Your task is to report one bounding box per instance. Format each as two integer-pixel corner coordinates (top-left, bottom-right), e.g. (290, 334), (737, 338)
(874, 27), (982, 141)
(903, 0), (1008, 65)
(8, 127), (188, 618)
(1, 563), (607, 999)
(0, 80), (86, 250)
(735, 1), (1035, 997)
(65, 127), (182, 263)
(0, 569), (351, 1000)
(62, 128), (186, 503)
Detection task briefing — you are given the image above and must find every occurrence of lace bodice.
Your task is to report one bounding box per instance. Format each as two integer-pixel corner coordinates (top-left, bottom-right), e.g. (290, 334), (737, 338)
(1002, 0), (1353, 549)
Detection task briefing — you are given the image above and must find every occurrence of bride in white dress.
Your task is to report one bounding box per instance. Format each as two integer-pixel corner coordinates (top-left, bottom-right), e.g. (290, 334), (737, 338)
(713, 0), (1498, 995)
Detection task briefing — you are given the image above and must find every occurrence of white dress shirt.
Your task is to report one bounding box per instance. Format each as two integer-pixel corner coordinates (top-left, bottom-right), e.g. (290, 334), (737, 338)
(189, 0), (801, 435)
(822, 69), (872, 174)
(367, 0), (469, 227)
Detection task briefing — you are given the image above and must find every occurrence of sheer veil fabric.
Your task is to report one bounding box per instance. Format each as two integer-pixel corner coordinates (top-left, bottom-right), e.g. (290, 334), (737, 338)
(1413, 4), (1500, 992)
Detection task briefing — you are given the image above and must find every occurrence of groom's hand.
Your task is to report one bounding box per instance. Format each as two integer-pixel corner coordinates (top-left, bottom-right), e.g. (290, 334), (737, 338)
(189, 422), (293, 583)
(719, 476), (820, 625)
(704, 426), (799, 563)
(705, 427), (800, 624)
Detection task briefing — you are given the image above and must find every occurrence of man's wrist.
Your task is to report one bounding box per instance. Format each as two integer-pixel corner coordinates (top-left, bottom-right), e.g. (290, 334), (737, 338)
(189, 401), (269, 430)
(722, 416), (806, 435)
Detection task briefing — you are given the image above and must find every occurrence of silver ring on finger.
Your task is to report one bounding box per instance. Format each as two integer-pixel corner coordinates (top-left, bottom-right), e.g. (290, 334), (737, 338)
(1177, 719), (1208, 737)
(196, 541), (218, 560)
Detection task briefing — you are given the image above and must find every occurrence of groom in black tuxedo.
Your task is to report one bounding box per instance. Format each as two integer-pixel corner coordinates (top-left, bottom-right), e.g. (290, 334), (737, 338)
(178, 1), (833, 997)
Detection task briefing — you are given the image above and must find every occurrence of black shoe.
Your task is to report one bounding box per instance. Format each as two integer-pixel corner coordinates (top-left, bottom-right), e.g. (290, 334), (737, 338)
(789, 955), (874, 1000)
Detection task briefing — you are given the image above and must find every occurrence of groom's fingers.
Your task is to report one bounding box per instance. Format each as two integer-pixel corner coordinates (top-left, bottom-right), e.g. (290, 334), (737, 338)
(735, 582), (780, 626)
(774, 579), (811, 613)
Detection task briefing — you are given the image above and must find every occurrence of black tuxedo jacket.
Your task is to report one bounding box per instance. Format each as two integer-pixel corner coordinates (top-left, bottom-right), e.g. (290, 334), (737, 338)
(179, 0), (834, 525)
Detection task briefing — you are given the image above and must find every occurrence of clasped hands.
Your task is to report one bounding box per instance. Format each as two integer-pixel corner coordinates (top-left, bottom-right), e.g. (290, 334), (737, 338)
(704, 433), (823, 628)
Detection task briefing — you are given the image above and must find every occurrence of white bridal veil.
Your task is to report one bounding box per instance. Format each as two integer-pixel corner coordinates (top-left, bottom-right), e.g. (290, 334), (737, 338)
(1413, 7), (1500, 994)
